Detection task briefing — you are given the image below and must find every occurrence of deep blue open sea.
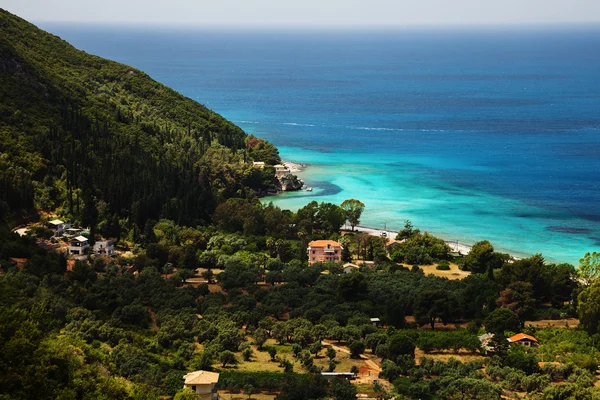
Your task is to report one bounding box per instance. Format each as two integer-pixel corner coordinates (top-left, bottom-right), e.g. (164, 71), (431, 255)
(41, 23), (600, 264)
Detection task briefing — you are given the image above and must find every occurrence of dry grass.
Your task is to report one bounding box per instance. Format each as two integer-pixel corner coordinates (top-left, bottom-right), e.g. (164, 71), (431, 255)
(525, 318), (579, 328)
(218, 391), (277, 400)
(414, 347), (485, 364)
(409, 262), (471, 280)
(313, 347), (364, 372)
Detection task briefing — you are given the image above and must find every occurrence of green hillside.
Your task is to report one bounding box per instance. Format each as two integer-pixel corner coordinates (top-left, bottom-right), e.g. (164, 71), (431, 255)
(0, 8), (278, 228)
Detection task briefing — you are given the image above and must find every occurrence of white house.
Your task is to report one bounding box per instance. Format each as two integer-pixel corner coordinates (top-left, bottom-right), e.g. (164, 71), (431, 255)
(93, 240), (115, 256)
(252, 161), (265, 168)
(183, 370), (220, 400)
(47, 219), (65, 236)
(69, 236), (90, 255)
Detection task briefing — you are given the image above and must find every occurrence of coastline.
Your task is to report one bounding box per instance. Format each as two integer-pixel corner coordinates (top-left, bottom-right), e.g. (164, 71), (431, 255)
(354, 225), (474, 256)
(282, 160), (306, 174)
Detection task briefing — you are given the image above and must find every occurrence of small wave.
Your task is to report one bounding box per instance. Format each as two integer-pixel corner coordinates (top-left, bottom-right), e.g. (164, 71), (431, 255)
(283, 122), (315, 127)
(234, 120), (260, 124)
(348, 126), (398, 131)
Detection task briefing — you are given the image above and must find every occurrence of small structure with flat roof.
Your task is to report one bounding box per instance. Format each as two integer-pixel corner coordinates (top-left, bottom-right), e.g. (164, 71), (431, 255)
(183, 370), (220, 400)
(48, 219), (65, 236)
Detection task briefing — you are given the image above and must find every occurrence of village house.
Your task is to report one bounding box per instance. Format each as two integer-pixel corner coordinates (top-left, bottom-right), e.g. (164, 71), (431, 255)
(252, 161), (265, 168)
(68, 235), (90, 255)
(508, 333), (539, 347)
(386, 239), (405, 254)
(182, 370), (220, 400)
(93, 240), (115, 256)
(342, 262), (360, 274)
(47, 219), (65, 237)
(307, 240), (343, 264)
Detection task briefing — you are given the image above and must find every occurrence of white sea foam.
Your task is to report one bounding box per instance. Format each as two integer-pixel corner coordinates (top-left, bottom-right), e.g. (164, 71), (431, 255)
(283, 122), (315, 127)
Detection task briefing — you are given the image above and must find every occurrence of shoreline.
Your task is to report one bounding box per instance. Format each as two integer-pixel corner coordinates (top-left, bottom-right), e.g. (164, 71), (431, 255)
(274, 160), (524, 262)
(353, 225), (474, 256)
(281, 160), (307, 174)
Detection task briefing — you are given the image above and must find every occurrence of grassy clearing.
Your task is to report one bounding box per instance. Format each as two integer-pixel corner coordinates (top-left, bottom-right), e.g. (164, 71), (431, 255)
(411, 262), (471, 280)
(414, 347), (485, 364)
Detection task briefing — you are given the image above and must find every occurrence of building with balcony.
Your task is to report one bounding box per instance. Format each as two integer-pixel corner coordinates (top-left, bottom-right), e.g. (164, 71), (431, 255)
(69, 235), (90, 255)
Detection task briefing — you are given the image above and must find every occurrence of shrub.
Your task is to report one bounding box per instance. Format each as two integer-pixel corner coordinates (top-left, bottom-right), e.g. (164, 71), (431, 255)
(436, 260), (450, 270)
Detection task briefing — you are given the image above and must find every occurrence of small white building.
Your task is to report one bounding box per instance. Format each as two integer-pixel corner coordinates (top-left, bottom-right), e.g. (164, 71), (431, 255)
(183, 370), (220, 400)
(93, 240), (115, 256)
(69, 235), (90, 255)
(252, 161), (265, 168)
(342, 263), (360, 274)
(48, 219), (65, 236)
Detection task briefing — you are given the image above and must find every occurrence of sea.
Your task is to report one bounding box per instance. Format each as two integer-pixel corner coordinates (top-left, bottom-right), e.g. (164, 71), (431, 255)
(40, 23), (600, 264)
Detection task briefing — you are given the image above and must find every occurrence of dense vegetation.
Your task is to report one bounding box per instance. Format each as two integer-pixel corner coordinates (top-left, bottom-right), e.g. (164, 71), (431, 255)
(3, 9), (600, 400)
(0, 8), (279, 229)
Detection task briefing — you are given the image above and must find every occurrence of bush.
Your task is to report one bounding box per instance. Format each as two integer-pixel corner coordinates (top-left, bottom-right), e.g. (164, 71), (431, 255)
(436, 260), (450, 270)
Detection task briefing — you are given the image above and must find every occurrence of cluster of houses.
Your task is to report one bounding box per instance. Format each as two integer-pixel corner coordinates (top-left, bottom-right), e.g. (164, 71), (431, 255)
(47, 219), (115, 257)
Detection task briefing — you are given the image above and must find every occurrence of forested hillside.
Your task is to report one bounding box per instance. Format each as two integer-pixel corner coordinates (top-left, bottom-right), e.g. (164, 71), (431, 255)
(0, 8), (278, 228)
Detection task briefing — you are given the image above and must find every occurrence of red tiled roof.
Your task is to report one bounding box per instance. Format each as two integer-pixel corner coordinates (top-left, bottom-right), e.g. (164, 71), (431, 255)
(308, 240), (342, 248)
(508, 333), (538, 343)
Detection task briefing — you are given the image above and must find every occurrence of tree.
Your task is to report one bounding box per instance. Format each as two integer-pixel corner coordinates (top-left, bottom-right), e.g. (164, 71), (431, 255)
(579, 252), (600, 286)
(484, 308), (521, 334)
(244, 384), (255, 400)
(578, 281), (600, 335)
(496, 282), (536, 320)
(330, 377), (358, 400)
(462, 240), (506, 274)
(267, 346), (277, 361)
(387, 333), (416, 360)
(310, 341), (323, 357)
(253, 328), (268, 349)
(349, 340), (366, 358)
(414, 289), (454, 329)
(174, 388), (200, 400)
(219, 350), (238, 367)
(326, 347), (337, 360)
(396, 220), (420, 240)
(340, 199), (365, 231)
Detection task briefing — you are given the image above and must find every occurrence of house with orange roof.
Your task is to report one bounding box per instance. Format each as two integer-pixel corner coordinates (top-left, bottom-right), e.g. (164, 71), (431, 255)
(508, 333), (539, 347)
(307, 240), (343, 264)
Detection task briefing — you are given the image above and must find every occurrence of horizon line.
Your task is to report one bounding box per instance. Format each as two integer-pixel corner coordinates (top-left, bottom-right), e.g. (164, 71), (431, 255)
(35, 19), (600, 29)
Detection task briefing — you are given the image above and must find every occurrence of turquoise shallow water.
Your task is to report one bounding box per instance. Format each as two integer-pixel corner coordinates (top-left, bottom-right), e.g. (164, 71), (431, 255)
(260, 145), (593, 263)
(41, 25), (600, 264)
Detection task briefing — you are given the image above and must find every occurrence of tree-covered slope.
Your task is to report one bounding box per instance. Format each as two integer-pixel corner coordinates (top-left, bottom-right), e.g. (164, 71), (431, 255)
(0, 9), (277, 227)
